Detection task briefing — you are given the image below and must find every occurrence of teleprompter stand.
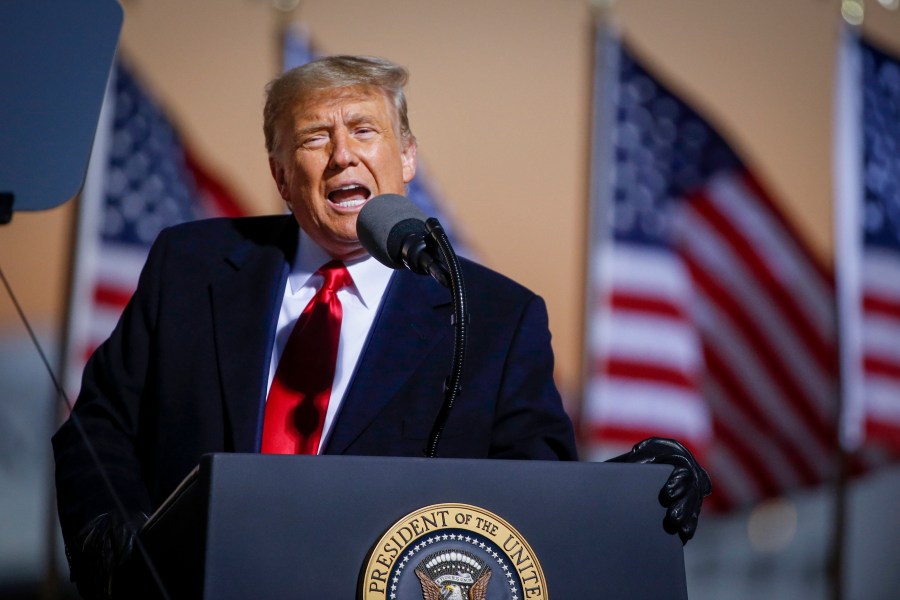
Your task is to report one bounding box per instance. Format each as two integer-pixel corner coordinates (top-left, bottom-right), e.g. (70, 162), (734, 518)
(132, 454), (688, 599)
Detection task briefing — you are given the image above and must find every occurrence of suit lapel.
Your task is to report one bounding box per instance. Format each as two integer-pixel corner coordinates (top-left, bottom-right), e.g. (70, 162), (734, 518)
(210, 217), (297, 453)
(325, 270), (451, 454)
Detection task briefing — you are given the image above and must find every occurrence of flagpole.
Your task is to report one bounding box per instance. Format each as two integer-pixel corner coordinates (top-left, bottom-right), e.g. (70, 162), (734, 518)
(829, 24), (865, 600)
(578, 3), (599, 442)
(271, 0), (300, 73)
(580, 0), (617, 453)
(827, 449), (849, 600)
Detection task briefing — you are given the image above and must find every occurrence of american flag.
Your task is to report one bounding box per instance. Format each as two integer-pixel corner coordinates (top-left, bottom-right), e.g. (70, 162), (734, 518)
(63, 59), (244, 397)
(583, 31), (841, 511)
(835, 32), (900, 455)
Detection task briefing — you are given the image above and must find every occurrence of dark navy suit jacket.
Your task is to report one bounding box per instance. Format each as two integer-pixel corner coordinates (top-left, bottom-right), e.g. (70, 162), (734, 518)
(52, 215), (576, 553)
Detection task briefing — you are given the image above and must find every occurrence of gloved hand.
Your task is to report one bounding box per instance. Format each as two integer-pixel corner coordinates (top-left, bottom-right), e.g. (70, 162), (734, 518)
(607, 437), (712, 544)
(72, 510), (148, 600)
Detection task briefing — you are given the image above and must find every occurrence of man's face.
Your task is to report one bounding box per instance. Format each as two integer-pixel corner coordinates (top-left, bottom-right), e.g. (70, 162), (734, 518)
(269, 85), (417, 260)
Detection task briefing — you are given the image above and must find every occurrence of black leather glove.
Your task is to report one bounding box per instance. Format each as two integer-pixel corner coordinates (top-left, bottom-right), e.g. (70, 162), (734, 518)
(607, 437), (712, 544)
(71, 510), (148, 600)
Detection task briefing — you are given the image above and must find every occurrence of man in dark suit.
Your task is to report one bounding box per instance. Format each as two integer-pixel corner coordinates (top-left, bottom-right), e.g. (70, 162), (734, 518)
(53, 55), (708, 599)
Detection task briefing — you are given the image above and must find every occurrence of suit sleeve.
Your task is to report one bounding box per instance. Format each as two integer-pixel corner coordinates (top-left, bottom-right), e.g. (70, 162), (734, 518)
(488, 294), (578, 460)
(51, 228), (171, 563)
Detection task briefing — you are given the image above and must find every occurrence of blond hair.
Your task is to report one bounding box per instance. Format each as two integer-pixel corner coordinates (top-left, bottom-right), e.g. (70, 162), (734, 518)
(263, 55), (415, 155)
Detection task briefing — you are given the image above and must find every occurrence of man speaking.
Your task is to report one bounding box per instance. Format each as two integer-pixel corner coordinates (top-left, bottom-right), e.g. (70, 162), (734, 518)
(53, 55), (709, 599)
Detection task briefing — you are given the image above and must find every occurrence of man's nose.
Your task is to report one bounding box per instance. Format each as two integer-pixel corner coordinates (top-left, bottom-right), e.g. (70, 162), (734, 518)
(329, 131), (359, 169)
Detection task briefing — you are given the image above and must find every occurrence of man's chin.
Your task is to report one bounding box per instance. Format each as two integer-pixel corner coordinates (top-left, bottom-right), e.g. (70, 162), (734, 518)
(335, 246), (369, 261)
(293, 216), (367, 260)
(320, 236), (367, 261)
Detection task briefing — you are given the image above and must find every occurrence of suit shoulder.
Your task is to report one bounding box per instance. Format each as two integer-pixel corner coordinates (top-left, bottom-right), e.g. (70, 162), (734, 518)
(146, 215), (297, 271)
(458, 257), (539, 303)
(160, 214), (293, 245)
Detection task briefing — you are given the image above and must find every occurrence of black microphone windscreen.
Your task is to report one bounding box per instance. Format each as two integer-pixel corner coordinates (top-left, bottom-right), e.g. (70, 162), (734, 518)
(357, 194), (428, 268)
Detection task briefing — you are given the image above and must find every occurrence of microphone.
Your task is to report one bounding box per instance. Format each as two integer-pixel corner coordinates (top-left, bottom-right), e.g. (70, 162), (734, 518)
(357, 194), (450, 287)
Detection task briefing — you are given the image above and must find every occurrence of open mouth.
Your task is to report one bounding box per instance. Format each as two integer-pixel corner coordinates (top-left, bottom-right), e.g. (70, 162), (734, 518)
(327, 184), (371, 209)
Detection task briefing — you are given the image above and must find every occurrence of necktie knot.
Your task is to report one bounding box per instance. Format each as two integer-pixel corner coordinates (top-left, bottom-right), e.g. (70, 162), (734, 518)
(317, 260), (352, 296)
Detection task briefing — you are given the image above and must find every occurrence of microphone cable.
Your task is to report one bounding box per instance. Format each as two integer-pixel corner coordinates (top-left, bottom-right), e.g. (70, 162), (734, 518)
(0, 263), (172, 600)
(422, 218), (468, 459)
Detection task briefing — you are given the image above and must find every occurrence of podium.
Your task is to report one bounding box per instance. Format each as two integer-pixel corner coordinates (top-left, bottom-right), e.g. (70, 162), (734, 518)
(135, 454), (687, 599)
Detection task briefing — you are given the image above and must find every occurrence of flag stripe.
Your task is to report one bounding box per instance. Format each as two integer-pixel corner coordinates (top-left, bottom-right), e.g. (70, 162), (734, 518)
(863, 295), (900, 319)
(867, 418), (900, 446)
(603, 358), (697, 389)
(608, 291), (686, 319)
(94, 285), (133, 308)
(679, 202), (837, 426)
(592, 310), (702, 375)
(691, 297), (835, 461)
(703, 346), (823, 485)
(711, 417), (784, 498)
(590, 424), (701, 455)
(864, 357), (900, 379)
(687, 186), (834, 370)
(585, 379), (710, 442)
(738, 171), (835, 284)
(684, 254), (837, 449)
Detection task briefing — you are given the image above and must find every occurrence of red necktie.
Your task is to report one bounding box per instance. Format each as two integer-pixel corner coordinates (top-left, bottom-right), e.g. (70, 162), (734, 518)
(261, 260), (352, 454)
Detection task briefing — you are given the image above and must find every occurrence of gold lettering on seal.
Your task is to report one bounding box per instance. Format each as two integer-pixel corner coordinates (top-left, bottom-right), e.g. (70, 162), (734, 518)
(362, 503), (547, 599)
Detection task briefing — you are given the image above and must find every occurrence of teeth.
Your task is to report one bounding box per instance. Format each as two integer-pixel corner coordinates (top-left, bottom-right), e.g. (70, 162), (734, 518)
(335, 198), (367, 207)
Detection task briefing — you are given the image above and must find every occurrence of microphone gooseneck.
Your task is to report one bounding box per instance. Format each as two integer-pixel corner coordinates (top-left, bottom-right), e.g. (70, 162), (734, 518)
(356, 194), (468, 457)
(421, 217), (467, 458)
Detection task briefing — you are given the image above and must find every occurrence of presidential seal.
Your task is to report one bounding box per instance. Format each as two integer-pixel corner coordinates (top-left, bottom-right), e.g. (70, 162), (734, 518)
(362, 503), (547, 600)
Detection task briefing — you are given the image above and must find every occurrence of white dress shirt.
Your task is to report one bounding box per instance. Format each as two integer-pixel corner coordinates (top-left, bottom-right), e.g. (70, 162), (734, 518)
(266, 228), (393, 453)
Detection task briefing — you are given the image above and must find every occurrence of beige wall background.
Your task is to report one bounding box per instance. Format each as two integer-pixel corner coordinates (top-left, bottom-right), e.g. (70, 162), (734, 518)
(2, 0), (900, 409)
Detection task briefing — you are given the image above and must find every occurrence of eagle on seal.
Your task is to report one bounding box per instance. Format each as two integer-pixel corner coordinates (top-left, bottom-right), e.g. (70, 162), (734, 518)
(415, 567), (491, 600)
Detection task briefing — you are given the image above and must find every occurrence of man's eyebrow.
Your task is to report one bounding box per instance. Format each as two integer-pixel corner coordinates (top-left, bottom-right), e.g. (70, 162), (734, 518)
(345, 111), (387, 126)
(294, 121), (331, 137)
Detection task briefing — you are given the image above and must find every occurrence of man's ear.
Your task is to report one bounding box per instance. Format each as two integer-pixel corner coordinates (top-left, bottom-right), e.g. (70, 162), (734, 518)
(269, 156), (289, 201)
(401, 142), (417, 184)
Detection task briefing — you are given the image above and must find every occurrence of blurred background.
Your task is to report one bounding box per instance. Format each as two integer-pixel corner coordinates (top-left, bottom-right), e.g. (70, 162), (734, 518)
(1, 0), (899, 598)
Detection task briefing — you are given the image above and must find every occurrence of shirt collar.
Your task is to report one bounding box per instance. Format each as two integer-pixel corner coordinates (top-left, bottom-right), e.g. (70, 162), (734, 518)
(290, 227), (393, 308)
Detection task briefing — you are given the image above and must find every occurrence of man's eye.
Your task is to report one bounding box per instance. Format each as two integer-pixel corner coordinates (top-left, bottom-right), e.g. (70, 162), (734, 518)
(301, 135), (329, 149)
(355, 127), (376, 138)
